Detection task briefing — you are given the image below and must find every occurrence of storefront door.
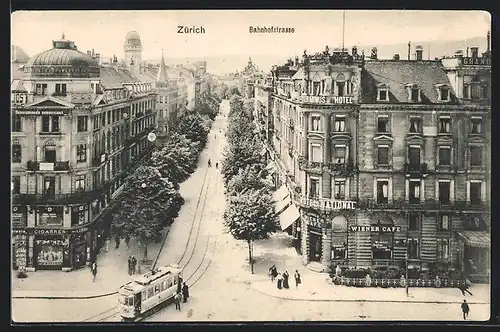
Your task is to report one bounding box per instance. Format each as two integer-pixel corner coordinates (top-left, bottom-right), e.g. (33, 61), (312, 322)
(72, 242), (87, 269)
(309, 231), (322, 262)
(464, 246), (488, 274)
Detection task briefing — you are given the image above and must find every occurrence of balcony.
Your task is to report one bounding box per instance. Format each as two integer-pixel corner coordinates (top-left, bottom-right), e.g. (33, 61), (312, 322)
(404, 163), (428, 175)
(357, 198), (489, 211)
(298, 158), (358, 176)
(26, 161), (70, 172)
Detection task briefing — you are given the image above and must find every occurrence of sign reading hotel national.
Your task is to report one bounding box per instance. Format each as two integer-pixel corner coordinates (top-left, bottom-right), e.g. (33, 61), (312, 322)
(302, 198), (357, 210)
(297, 96), (355, 104)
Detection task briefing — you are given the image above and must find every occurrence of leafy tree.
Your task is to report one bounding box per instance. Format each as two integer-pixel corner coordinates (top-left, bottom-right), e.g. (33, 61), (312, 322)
(226, 164), (273, 197)
(229, 86), (241, 96)
(194, 101), (217, 120)
(151, 133), (201, 184)
(178, 113), (211, 148)
(111, 165), (183, 261)
(221, 136), (265, 186)
(223, 188), (278, 273)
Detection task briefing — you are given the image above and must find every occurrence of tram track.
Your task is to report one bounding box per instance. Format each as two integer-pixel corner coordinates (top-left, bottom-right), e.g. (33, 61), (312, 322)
(84, 117), (225, 323)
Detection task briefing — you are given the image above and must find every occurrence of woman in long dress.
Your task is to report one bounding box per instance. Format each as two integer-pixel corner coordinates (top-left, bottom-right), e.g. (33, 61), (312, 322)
(283, 271), (290, 289)
(276, 273), (283, 289)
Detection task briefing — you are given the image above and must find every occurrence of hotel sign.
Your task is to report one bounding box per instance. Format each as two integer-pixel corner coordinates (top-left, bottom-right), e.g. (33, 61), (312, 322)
(297, 96), (355, 104)
(15, 110), (67, 116)
(461, 57), (491, 66)
(301, 197), (357, 210)
(349, 226), (402, 233)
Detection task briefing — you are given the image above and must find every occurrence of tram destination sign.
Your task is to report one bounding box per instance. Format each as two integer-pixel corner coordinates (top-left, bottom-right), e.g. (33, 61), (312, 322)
(349, 226), (402, 233)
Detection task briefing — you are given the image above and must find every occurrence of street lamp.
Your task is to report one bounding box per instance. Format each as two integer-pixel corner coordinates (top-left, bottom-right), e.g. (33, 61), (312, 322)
(405, 252), (409, 297)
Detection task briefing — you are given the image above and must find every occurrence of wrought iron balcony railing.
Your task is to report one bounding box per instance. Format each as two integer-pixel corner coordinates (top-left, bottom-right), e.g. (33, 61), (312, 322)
(404, 162), (428, 174)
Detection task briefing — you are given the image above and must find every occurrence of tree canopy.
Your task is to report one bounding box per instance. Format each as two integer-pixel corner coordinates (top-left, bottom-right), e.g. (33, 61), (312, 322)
(178, 112), (211, 149)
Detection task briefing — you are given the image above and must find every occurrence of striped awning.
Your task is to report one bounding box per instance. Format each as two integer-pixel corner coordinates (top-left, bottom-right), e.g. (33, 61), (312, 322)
(279, 203), (300, 230)
(265, 161), (277, 175)
(273, 185), (289, 202)
(457, 231), (490, 248)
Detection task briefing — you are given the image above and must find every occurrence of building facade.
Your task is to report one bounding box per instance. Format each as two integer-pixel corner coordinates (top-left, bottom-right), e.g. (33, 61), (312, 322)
(258, 41), (490, 281)
(11, 35), (157, 271)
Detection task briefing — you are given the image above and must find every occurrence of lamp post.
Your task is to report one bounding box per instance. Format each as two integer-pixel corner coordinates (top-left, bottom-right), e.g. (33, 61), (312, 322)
(405, 252), (409, 297)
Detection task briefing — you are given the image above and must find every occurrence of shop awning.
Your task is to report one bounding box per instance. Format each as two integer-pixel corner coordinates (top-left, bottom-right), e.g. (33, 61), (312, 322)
(273, 185), (289, 202)
(265, 161), (277, 175)
(279, 203), (301, 230)
(457, 231), (490, 248)
(276, 197), (290, 215)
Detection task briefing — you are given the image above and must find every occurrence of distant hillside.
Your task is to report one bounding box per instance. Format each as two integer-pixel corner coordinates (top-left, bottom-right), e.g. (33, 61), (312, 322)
(146, 36), (488, 75)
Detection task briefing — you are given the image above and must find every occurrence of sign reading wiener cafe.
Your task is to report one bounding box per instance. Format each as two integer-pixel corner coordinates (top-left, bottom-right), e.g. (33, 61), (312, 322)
(349, 225), (402, 233)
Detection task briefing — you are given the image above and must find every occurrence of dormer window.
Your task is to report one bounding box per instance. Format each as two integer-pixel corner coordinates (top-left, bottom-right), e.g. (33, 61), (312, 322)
(376, 83), (389, 102)
(405, 83), (421, 102)
(435, 83), (451, 102)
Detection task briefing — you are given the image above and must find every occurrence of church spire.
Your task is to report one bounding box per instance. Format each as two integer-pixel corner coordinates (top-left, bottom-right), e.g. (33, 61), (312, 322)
(157, 49), (168, 83)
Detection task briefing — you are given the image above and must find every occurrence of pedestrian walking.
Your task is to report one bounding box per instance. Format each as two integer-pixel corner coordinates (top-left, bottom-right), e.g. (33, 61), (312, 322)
(458, 279), (473, 296)
(283, 271), (290, 289)
(269, 265), (277, 282)
(173, 292), (181, 311)
(182, 282), (189, 303)
(91, 262), (97, 282)
(115, 235), (120, 249)
(131, 256), (137, 275)
(125, 235), (130, 249)
(335, 265), (342, 277)
(294, 270), (301, 289)
(276, 273), (283, 289)
(105, 238), (110, 252)
(208, 159), (212, 167)
(461, 299), (470, 320)
(128, 256), (132, 275)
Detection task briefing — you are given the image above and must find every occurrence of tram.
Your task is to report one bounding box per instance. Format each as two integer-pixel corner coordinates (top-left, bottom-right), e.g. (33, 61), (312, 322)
(118, 264), (183, 321)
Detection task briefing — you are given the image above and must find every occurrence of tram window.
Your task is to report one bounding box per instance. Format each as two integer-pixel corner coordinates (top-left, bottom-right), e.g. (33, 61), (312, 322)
(154, 285), (160, 294)
(161, 281), (166, 291)
(173, 278), (177, 285)
(167, 278), (173, 288)
(126, 297), (134, 306)
(142, 290), (147, 299)
(147, 288), (154, 298)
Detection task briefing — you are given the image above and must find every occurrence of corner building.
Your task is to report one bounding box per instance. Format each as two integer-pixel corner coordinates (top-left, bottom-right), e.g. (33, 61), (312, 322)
(11, 36), (157, 271)
(262, 44), (490, 280)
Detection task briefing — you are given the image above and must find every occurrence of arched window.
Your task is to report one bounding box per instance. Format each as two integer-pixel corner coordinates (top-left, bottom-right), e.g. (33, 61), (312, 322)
(371, 215), (394, 261)
(12, 141), (22, 163)
(44, 140), (57, 163)
(331, 215), (348, 260)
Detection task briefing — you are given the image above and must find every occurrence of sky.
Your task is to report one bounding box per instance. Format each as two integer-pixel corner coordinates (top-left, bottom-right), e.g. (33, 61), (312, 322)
(12, 10), (490, 71)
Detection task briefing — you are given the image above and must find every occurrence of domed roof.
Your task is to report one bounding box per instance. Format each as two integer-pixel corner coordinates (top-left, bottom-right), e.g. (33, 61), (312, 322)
(125, 31), (142, 46)
(25, 37), (98, 68)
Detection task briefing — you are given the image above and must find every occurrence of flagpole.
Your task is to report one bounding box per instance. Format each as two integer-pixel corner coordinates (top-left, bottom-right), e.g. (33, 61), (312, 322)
(342, 10), (346, 52)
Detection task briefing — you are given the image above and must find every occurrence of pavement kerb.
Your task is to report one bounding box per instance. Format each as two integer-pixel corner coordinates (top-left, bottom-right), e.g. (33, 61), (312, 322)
(249, 284), (489, 305)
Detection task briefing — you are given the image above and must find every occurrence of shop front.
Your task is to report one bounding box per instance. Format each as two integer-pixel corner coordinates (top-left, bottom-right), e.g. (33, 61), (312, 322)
(306, 214), (323, 262)
(457, 230), (490, 283)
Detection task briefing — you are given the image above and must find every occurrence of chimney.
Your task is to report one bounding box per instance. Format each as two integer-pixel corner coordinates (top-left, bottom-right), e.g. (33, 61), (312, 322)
(294, 56), (299, 66)
(95, 53), (101, 66)
(470, 47), (479, 58)
(87, 50), (92, 56)
(393, 54), (400, 60)
(370, 47), (378, 60)
(408, 41), (411, 60)
(92, 48), (95, 57)
(466, 47), (469, 57)
(415, 45), (423, 61)
(454, 50), (464, 58)
(352, 46), (358, 57)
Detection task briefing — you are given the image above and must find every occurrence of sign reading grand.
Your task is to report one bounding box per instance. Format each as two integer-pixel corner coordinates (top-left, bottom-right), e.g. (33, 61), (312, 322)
(349, 226), (402, 232)
(462, 57), (491, 66)
(15, 110), (67, 116)
(297, 95), (355, 104)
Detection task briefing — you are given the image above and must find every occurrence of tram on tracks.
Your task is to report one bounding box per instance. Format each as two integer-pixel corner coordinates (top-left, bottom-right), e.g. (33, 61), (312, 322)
(118, 264), (183, 321)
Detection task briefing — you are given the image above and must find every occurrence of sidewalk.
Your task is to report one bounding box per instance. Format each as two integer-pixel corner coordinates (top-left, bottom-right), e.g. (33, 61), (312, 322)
(245, 233), (490, 305)
(12, 233), (168, 299)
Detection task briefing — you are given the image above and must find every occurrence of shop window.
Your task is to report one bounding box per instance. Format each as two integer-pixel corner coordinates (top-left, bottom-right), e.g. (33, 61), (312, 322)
(77, 143), (87, 162)
(470, 118), (482, 134)
(41, 115), (60, 133)
(334, 146), (346, 164)
(470, 146), (482, 166)
(438, 117), (451, 133)
(309, 178), (320, 198)
(408, 238), (420, 259)
(437, 238), (449, 260)
(469, 182), (482, 205)
(409, 181), (420, 204)
(408, 213), (420, 231)
(331, 216), (348, 260)
(36, 239), (64, 266)
(311, 115), (321, 131)
(439, 215), (450, 231)
(55, 83), (67, 96)
(334, 116), (346, 132)
(438, 181), (451, 204)
(409, 117), (422, 133)
(376, 180), (389, 204)
(334, 180), (346, 199)
(77, 116), (88, 132)
(12, 176), (20, 194)
(372, 222), (394, 260)
(377, 116), (390, 133)
(438, 146), (451, 166)
(12, 143), (22, 162)
(377, 146), (389, 165)
(12, 114), (22, 132)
